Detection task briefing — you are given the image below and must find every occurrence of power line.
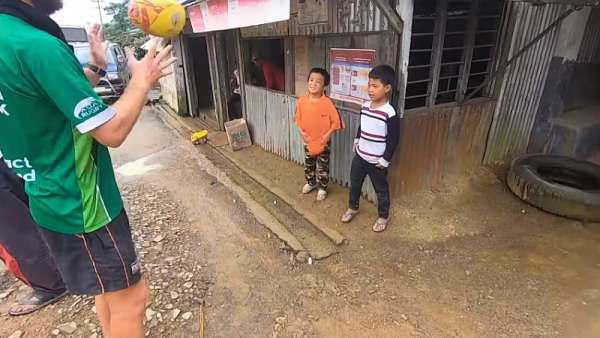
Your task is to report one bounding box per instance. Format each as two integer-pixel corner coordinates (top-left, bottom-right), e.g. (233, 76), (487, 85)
(90, 0), (105, 26)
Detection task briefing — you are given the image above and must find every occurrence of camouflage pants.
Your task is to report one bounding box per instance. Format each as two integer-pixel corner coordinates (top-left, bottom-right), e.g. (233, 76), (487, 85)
(304, 145), (330, 190)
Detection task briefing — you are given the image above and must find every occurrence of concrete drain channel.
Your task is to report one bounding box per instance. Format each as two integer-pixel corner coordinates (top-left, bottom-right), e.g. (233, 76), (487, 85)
(198, 144), (339, 261)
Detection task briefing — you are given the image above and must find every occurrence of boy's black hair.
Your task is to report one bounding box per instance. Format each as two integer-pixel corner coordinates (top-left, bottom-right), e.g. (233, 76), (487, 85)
(308, 67), (331, 86)
(368, 64), (397, 89)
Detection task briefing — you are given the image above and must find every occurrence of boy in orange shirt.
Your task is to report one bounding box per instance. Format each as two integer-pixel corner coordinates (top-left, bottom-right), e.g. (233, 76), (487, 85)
(295, 68), (343, 201)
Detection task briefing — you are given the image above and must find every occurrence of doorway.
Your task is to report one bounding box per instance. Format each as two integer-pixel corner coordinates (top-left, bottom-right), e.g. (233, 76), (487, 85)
(186, 36), (215, 120)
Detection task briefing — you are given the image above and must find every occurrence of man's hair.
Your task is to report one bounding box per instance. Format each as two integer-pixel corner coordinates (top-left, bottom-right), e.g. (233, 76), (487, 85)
(308, 68), (330, 86)
(31, 0), (64, 16)
(368, 65), (397, 89)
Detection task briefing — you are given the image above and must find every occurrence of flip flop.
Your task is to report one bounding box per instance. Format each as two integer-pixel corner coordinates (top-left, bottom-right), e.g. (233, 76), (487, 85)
(9, 290), (69, 316)
(372, 218), (389, 232)
(341, 209), (359, 223)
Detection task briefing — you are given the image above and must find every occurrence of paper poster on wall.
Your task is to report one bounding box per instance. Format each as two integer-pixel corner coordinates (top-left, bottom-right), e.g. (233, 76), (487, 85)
(189, 0), (290, 33)
(330, 48), (376, 105)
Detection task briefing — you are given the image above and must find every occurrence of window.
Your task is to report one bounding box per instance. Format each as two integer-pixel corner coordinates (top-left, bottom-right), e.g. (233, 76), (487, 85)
(244, 39), (286, 92)
(62, 27), (88, 43)
(405, 0), (502, 110)
(73, 46), (116, 67)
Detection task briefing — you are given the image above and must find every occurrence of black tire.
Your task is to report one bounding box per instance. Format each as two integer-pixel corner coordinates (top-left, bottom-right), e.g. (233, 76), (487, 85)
(507, 154), (600, 222)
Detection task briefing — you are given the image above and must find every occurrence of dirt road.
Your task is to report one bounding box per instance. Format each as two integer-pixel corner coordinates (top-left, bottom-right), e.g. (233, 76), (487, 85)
(1, 108), (600, 338)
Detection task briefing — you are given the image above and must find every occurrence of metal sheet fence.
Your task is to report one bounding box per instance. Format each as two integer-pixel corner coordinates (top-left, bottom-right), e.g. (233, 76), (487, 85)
(578, 6), (600, 64)
(245, 85), (268, 148)
(288, 97), (305, 165)
(389, 108), (451, 196)
(483, 2), (565, 165)
(265, 92), (291, 159)
(245, 86), (377, 201)
(246, 86), (495, 198)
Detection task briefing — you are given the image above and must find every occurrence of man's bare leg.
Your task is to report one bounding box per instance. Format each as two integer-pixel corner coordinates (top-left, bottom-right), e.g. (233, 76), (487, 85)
(95, 294), (112, 338)
(103, 279), (148, 338)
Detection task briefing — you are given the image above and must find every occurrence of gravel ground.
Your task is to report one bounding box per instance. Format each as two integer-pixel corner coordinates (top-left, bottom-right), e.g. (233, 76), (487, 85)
(0, 184), (211, 338)
(2, 108), (600, 338)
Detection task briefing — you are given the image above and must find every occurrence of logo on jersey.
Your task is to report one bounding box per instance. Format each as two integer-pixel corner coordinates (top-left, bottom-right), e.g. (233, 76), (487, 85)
(2, 156), (36, 182)
(74, 97), (104, 120)
(0, 90), (9, 117)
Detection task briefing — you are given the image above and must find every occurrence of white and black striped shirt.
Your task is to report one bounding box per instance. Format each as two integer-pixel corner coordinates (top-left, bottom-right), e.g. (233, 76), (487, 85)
(354, 101), (401, 167)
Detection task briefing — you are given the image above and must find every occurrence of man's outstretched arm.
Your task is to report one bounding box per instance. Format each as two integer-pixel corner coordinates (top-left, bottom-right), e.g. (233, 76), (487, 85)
(90, 41), (175, 147)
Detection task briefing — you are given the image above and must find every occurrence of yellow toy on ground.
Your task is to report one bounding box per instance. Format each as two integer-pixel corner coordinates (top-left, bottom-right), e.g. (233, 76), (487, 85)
(191, 130), (209, 145)
(129, 0), (186, 38)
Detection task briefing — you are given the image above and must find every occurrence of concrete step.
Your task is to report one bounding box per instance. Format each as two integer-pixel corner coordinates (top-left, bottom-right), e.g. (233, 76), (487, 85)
(546, 106), (600, 158)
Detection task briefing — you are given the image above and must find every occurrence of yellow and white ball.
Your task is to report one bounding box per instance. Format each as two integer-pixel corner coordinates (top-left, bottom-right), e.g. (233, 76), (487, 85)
(129, 0), (186, 38)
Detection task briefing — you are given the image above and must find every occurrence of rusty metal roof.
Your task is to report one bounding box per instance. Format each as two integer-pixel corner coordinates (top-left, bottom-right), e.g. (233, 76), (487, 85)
(515, 0), (599, 5)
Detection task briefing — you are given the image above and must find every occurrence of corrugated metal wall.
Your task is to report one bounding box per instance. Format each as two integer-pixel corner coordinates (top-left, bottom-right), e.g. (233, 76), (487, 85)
(245, 85), (377, 200)
(329, 109), (377, 200)
(389, 108), (451, 196)
(389, 100), (495, 196)
(483, 2), (566, 165)
(445, 100), (497, 173)
(245, 85), (268, 148)
(288, 97), (305, 165)
(578, 6), (600, 64)
(246, 86), (496, 198)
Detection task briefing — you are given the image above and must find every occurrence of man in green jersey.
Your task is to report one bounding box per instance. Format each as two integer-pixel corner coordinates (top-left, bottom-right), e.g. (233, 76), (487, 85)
(0, 1), (175, 337)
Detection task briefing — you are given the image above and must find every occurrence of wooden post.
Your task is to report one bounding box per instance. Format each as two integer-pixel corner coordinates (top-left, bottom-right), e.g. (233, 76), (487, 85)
(371, 0), (404, 34)
(427, 0), (448, 107)
(181, 35), (199, 117)
(206, 33), (227, 130)
(235, 29), (248, 119)
(172, 36), (189, 117)
(284, 37), (295, 95)
(396, 0), (414, 117)
(457, 0), (480, 102)
(215, 31), (231, 128)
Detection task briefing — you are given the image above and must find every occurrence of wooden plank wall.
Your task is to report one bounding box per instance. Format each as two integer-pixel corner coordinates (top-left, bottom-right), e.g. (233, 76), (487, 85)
(241, 0), (393, 38)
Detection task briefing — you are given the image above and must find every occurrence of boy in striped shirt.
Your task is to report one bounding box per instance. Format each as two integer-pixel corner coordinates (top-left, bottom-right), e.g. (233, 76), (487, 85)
(341, 65), (400, 232)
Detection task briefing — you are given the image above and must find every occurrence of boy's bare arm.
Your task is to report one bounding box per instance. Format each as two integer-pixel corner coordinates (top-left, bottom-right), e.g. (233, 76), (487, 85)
(322, 127), (338, 144)
(295, 106), (311, 141)
(322, 106), (343, 144)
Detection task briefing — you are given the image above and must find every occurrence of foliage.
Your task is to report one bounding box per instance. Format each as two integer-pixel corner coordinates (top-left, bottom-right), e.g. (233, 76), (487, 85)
(103, 1), (148, 57)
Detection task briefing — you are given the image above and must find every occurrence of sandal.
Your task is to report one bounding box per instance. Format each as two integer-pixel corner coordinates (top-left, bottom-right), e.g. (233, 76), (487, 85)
(372, 218), (389, 232)
(316, 189), (327, 201)
(9, 290), (69, 316)
(341, 209), (359, 223)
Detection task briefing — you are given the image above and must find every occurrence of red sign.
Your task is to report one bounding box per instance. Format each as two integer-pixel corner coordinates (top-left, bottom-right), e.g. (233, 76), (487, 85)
(189, 0), (290, 33)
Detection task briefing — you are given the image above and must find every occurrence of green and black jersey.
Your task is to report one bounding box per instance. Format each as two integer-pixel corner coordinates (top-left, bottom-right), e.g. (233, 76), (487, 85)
(0, 14), (123, 234)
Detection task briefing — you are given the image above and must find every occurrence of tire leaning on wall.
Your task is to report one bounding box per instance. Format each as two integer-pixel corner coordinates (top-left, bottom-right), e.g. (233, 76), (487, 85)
(507, 154), (600, 222)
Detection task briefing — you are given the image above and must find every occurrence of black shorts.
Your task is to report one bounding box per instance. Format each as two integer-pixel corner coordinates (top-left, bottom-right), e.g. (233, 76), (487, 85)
(39, 211), (142, 295)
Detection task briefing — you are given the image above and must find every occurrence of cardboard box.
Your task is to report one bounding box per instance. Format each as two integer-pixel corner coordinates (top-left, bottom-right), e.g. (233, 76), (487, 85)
(224, 119), (252, 151)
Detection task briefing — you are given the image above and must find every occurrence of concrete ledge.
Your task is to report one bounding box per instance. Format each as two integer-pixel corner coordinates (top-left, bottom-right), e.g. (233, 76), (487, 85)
(154, 101), (346, 246)
(154, 102), (308, 254)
